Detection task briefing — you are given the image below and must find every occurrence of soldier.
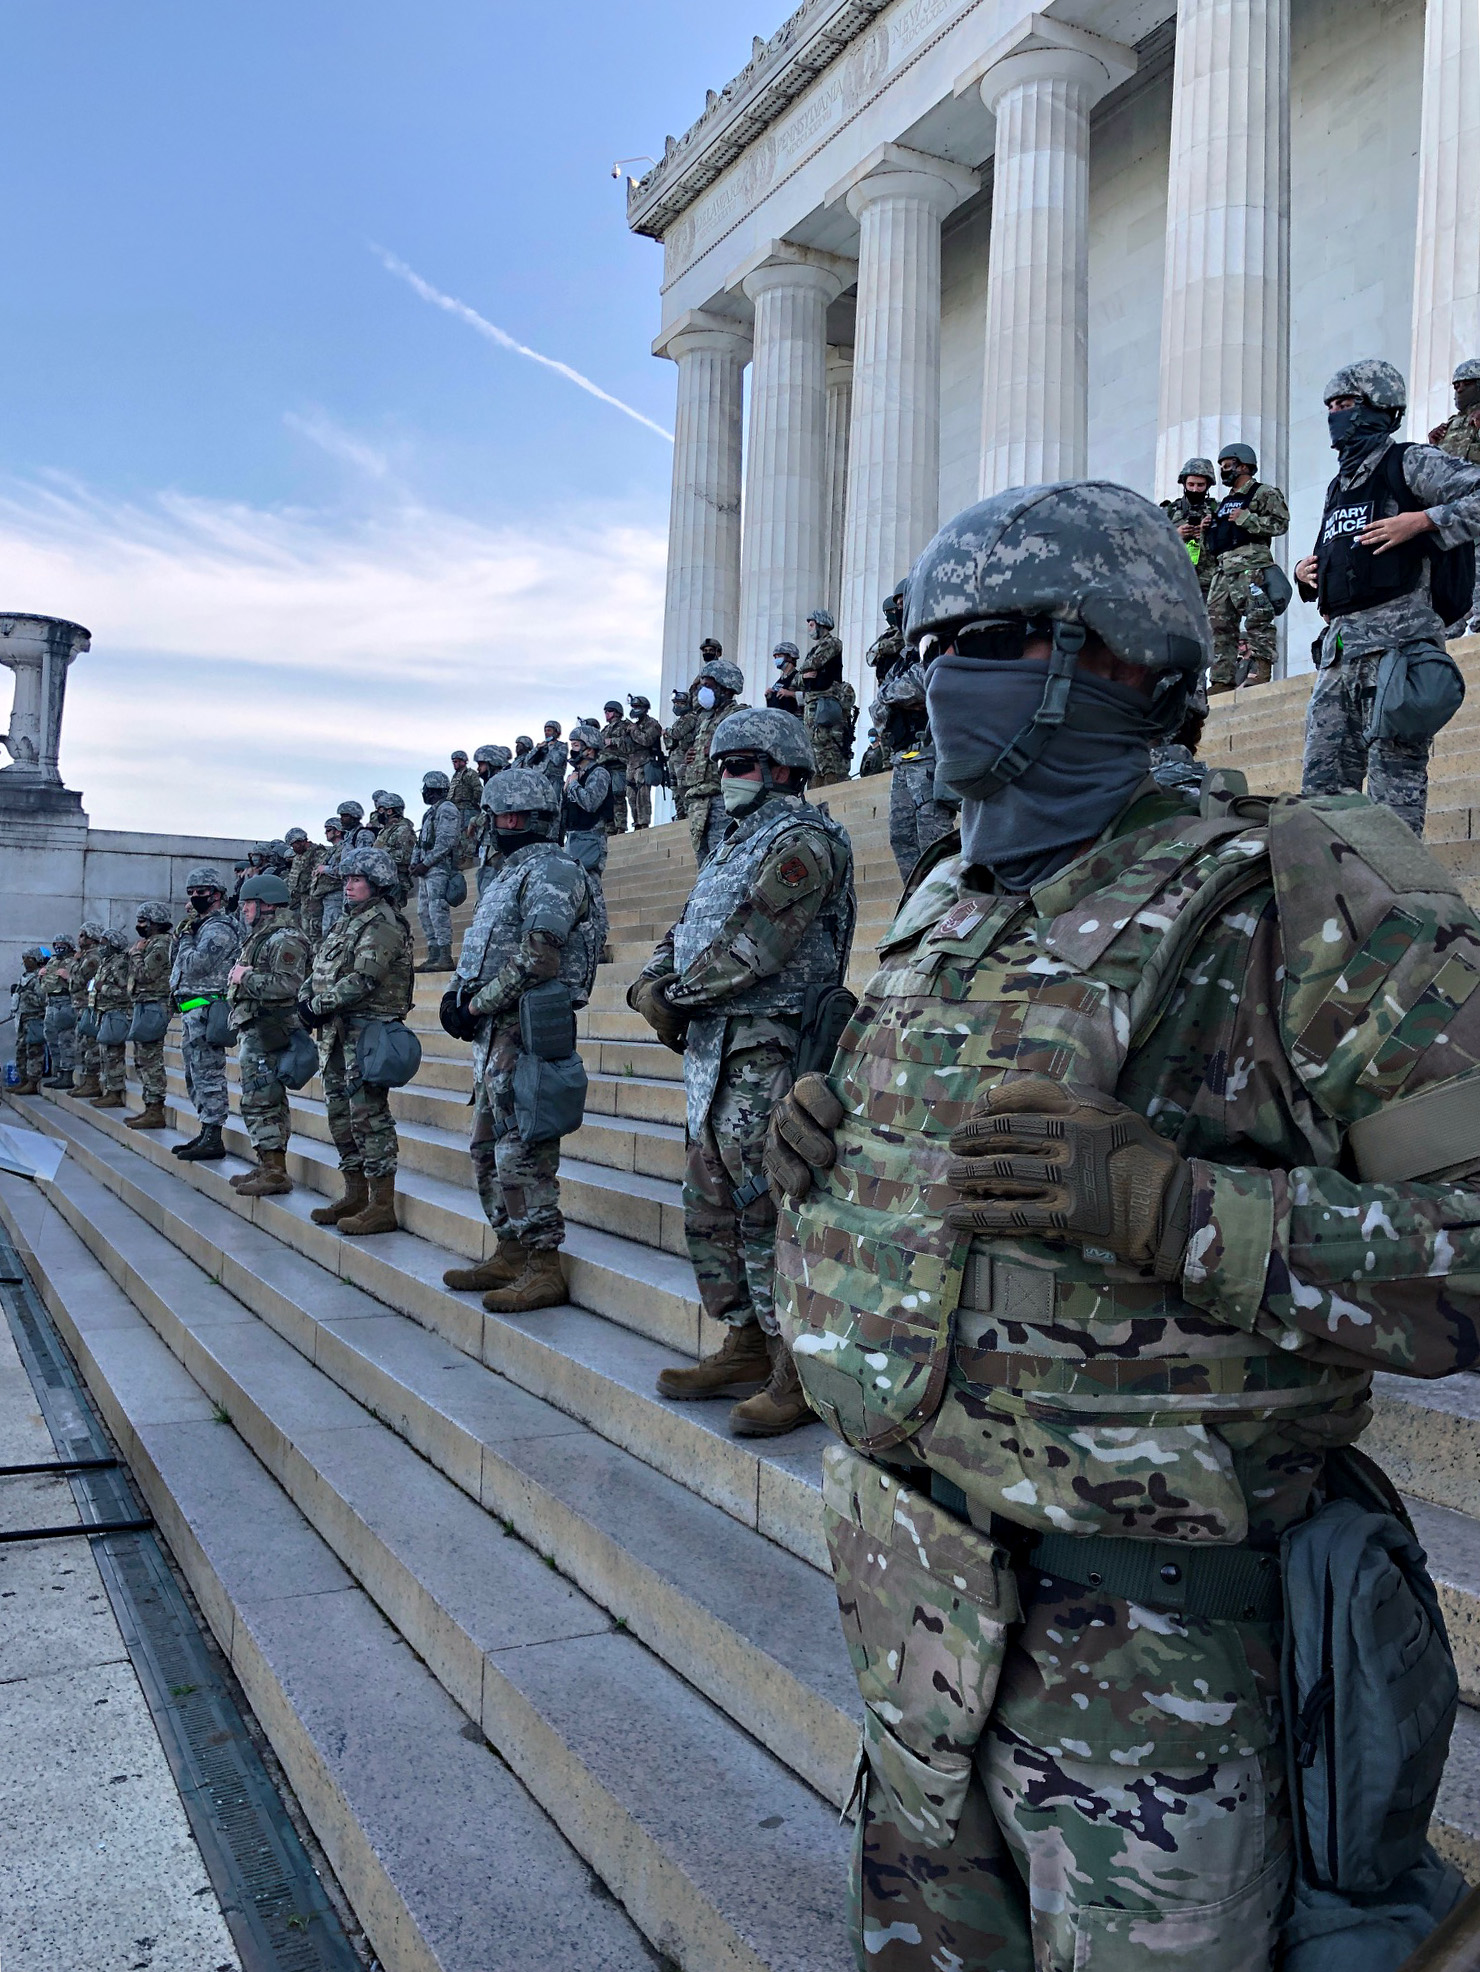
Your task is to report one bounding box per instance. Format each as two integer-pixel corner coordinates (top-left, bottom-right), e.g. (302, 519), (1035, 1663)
(528, 721), (567, 792)
(124, 901), (175, 1130)
(167, 865), (242, 1161)
(225, 873), (312, 1198)
(69, 923), (105, 1097)
(309, 817), (346, 944)
(622, 695), (665, 830)
(1296, 357), (1480, 835)
(630, 708), (855, 1437)
(1428, 356), (1480, 464)
(318, 801), (376, 943)
(765, 643), (802, 718)
(858, 728), (887, 778)
(869, 586), (957, 883)
(442, 769), (600, 1312)
(595, 701), (631, 834)
(89, 929), (133, 1110)
(664, 690), (699, 818)
(284, 826), (326, 937)
(409, 770), (462, 972)
(1203, 442), (1289, 691)
(39, 934), (77, 1091)
(372, 791), (417, 906)
(448, 751), (483, 832)
(1160, 456), (1218, 598)
(11, 948), (47, 1094)
(681, 657), (748, 864)
(514, 734), (535, 767)
(300, 846), (413, 1237)
(764, 477), (1480, 1971)
(561, 724), (613, 961)
(471, 746), (514, 896)
(800, 608), (855, 785)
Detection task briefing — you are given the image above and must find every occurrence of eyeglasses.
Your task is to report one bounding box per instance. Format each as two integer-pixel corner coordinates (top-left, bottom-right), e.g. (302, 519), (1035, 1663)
(719, 755), (762, 777)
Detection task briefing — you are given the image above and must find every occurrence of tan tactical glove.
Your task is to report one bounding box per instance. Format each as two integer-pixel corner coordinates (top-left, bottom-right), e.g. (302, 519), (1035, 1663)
(763, 1072), (845, 1206)
(945, 1075), (1192, 1281)
(627, 974), (689, 1054)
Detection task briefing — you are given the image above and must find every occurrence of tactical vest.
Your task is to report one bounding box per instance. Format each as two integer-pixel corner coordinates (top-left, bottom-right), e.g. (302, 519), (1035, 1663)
(1316, 442), (1476, 625)
(562, 768), (615, 836)
(457, 843), (597, 1009)
(1202, 479), (1259, 559)
(671, 797), (855, 1021)
(777, 804), (1370, 1546)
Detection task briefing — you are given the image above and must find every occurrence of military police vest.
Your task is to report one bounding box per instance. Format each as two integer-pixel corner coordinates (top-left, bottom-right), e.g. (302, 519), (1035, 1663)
(1202, 480), (1259, 560)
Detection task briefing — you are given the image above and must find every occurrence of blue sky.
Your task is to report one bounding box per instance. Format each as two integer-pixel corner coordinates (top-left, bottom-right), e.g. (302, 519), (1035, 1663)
(0, 2), (779, 832)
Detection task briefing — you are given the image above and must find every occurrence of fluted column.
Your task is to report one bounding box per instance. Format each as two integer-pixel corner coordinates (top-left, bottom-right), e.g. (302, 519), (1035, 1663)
(1154, 0), (1290, 503)
(839, 152), (977, 678)
(657, 317), (749, 704)
(736, 257), (844, 699)
(979, 46), (1127, 492)
(823, 346), (853, 621)
(1409, 0), (1480, 440)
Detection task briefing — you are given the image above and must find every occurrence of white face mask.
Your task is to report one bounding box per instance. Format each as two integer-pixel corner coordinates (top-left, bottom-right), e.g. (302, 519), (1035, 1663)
(696, 684), (717, 710)
(721, 775), (767, 815)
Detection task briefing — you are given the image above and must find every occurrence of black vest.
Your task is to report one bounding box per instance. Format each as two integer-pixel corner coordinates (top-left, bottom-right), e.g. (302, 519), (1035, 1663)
(1203, 480), (1259, 559)
(562, 768), (615, 836)
(1316, 445), (1429, 618)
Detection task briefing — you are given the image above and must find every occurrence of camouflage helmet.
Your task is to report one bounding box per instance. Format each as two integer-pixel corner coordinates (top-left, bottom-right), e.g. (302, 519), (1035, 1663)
(450, 749), (468, 764)
(1323, 358), (1407, 410)
(542, 719), (562, 737)
(421, 770), (450, 796)
(698, 637), (723, 656)
(249, 840), (274, 861)
(185, 865), (226, 891)
(338, 846), (399, 893)
(569, 722), (603, 751)
(1454, 358), (1480, 386)
(238, 872), (292, 907)
(373, 789), (406, 813)
(50, 933), (76, 956)
(337, 798), (365, 822)
(100, 927), (131, 955)
(905, 480), (1211, 703)
(474, 744), (511, 769)
(21, 945), (45, 965)
(671, 689), (691, 709)
(629, 694), (651, 713)
(709, 706), (816, 776)
(772, 640), (800, 662)
(481, 767), (561, 817)
(323, 816), (344, 835)
(603, 699), (623, 716)
(1217, 442), (1257, 469)
(284, 826), (308, 845)
(696, 656), (744, 696)
(514, 734), (534, 751)
(136, 901), (174, 928)
(1178, 456), (1216, 482)
(78, 920), (107, 942)
(806, 607), (835, 631)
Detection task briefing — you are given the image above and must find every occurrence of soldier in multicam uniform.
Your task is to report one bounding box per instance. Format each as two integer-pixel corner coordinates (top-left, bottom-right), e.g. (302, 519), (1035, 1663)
(69, 922), (106, 1097)
(284, 827), (327, 938)
(471, 745), (514, 896)
(1428, 357), (1480, 466)
(622, 695), (665, 830)
(682, 657), (748, 864)
(763, 478), (1480, 1972)
(301, 846), (414, 1237)
(596, 702), (631, 835)
(448, 751), (483, 834)
(868, 584), (959, 883)
(528, 721), (568, 792)
(664, 689), (699, 819)
(1297, 358), (1480, 836)
(410, 770), (462, 972)
(1159, 456), (1218, 599)
(11, 948), (47, 1094)
(89, 928), (133, 1109)
(39, 934), (77, 1091)
(372, 791), (417, 907)
(225, 872), (312, 1198)
(168, 866), (242, 1160)
(442, 768), (599, 1313)
(800, 607), (855, 786)
(631, 708), (855, 1437)
(561, 725), (613, 962)
(124, 902), (175, 1130)
(1203, 443), (1289, 691)
(308, 816), (345, 945)
(316, 801), (376, 943)
(765, 642), (803, 719)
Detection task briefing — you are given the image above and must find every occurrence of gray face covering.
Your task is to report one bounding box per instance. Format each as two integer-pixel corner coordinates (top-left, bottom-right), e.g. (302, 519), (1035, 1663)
(927, 655), (1156, 891)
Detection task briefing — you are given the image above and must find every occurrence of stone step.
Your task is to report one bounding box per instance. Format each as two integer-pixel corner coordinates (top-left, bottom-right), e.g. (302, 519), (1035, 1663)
(0, 1152), (852, 1972)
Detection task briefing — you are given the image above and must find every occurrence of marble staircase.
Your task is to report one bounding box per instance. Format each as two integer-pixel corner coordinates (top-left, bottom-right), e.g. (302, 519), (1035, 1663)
(8, 667), (1480, 1968)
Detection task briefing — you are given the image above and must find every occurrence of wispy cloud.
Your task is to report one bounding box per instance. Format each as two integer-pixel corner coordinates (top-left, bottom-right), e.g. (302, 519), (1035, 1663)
(0, 473), (666, 835)
(372, 245), (674, 445)
(283, 409), (392, 481)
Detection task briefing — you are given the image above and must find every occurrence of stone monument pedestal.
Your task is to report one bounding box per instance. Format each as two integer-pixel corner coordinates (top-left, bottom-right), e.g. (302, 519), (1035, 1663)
(0, 614), (91, 996)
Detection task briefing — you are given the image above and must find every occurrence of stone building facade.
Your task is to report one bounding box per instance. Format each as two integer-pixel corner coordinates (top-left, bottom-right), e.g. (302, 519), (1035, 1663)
(628, 0), (1480, 700)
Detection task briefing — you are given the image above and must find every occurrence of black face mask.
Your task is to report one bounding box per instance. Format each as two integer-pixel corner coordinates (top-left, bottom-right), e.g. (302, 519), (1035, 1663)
(1328, 402), (1400, 465)
(188, 895), (215, 914)
(494, 827), (543, 853)
(1458, 380), (1480, 416)
(1219, 464), (1242, 486)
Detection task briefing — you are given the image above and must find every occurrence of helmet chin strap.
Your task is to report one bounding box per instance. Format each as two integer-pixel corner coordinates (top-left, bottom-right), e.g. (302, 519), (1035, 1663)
(951, 620), (1086, 802)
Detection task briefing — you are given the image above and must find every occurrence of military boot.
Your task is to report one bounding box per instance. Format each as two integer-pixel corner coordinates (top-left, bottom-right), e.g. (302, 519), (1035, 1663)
(50, 1071), (75, 1092)
(235, 1148), (292, 1197)
(11, 1077), (40, 1096)
(310, 1170), (368, 1226)
(415, 945), (453, 974)
(170, 1125), (203, 1153)
(126, 1101), (166, 1130)
(90, 1090), (126, 1110)
(72, 1074), (103, 1099)
(40, 1070), (64, 1088)
(728, 1333), (813, 1438)
(481, 1249), (566, 1313)
(444, 1239), (525, 1291)
(176, 1124), (225, 1161)
(656, 1321), (770, 1401)
(339, 1173), (399, 1236)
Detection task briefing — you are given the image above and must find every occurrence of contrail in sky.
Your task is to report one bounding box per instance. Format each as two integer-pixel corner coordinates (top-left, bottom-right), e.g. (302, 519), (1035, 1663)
(373, 245), (674, 444)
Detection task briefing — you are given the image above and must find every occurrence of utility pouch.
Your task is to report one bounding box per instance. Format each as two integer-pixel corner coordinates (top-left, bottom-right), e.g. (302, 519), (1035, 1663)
(96, 1009), (130, 1047)
(512, 1050), (587, 1143)
(355, 1018), (423, 1089)
(1366, 643), (1465, 745)
(518, 981), (577, 1061)
(203, 998), (233, 1050)
(795, 982), (859, 1079)
(643, 759), (664, 786)
(21, 1016), (46, 1046)
(822, 1444), (1019, 1848)
(564, 830), (605, 873)
(126, 1001), (169, 1046)
(444, 868), (468, 909)
(44, 1001), (76, 1035)
(76, 1010), (99, 1042)
(272, 1025), (319, 1091)
(811, 693), (846, 731)
(610, 766), (627, 795)
(1258, 561), (1295, 616)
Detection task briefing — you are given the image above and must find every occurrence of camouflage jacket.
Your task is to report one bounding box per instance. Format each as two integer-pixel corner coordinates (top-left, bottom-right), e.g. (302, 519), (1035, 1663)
(14, 969), (44, 1020)
(682, 698), (750, 800)
(779, 782), (1480, 1763)
(624, 713), (664, 767)
(227, 913), (312, 1034)
(528, 739), (568, 788)
(456, 841), (595, 1025)
(1317, 437), (1480, 656)
(128, 933), (172, 1004)
(310, 844), (345, 901)
(68, 948), (100, 1012)
(864, 627), (903, 680)
(1160, 493), (1217, 588)
(1435, 410), (1480, 468)
(1204, 479), (1288, 573)
(169, 907), (242, 1000)
(286, 843), (327, 909)
(415, 800), (462, 872)
(92, 947), (131, 1014)
(597, 718), (636, 768)
(449, 767), (483, 815)
(564, 761), (612, 831)
(664, 710), (701, 782)
(38, 957), (71, 1001)
(870, 658), (933, 765)
(375, 817), (417, 893)
(309, 897), (413, 1025)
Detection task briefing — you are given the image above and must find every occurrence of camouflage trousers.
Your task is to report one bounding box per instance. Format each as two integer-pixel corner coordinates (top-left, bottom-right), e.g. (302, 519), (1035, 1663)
(43, 1006), (76, 1073)
(888, 755), (957, 884)
(133, 1036), (166, 1104)
(16, 1020), (45, 1081)
(180, 1005), (230, 1127)
(1301, 646), (1433, 835)
(76, 1029), (100, 1084)
(320, 1023), (398, 1179)
(468, 1022), (563, 1251)
(1206, 564), (1277, 688)
(237, 1025), (291, 1154)
(626, 775), (653, 830)
(417, 868), (452, 951)
(319, 890), (345, 941)
(811, 737), (853, 788)
(99, 1041), (127, 1095)
(608, 768), (627, 833)
(564, 831), (609, 955)
(853, 1716), (1291, 1971)
(683, 1038), (795, 1337)
(687, 793), (727, 865)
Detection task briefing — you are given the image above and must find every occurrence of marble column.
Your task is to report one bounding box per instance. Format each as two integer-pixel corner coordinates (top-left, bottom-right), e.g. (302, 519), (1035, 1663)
(1409, 0), (1480, 441)
(0, 614), (90, 789)
(979, 44), (1128, 493)
(838, 151), (978, 679)
(1154, 0), (1290, 502)
(656, 316), (749, 705)
(823, 346), (853, 621)
(737, 256), (845, 700)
